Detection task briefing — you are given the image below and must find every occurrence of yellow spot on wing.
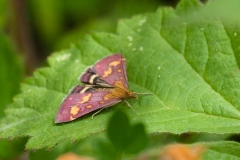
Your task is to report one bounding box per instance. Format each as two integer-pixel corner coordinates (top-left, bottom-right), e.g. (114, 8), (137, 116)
(70, 105), (80, 116)
(86, 105), (92, 109)
(80, 94), (92, 104)
(103, 68), (112, 78)
(104, 96), (109, 100)
(70, 105), (80, 120)
(109, 60), (121, 66)
(103, 59), (123, 78)
(118, 69), (122, 72)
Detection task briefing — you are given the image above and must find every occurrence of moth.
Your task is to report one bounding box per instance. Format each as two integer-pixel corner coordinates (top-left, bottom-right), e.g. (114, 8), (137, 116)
(55, 54), (148, 123)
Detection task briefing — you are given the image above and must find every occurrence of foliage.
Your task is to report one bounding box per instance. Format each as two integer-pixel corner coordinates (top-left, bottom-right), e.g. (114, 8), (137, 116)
(0, 33), (24, 159)
(1, 0), (240, 159)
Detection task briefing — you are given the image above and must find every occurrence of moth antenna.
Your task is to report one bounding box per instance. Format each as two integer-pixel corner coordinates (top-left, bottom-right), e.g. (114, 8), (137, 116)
(120, 54), (129, 88)
(85, 84), (114, 88)
(133, 92), (153, 96)
(91, 108), (105, 119)
(124, 100), (137, 114)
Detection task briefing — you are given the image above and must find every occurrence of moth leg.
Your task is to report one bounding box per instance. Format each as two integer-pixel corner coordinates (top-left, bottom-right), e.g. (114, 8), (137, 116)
(91, 100), (122, 119)
(91, 108), (105, 119)
(124, 100), (137, 114)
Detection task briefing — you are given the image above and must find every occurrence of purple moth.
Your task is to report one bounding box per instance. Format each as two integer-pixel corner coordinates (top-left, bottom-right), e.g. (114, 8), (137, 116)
(55, 54), (149, 123)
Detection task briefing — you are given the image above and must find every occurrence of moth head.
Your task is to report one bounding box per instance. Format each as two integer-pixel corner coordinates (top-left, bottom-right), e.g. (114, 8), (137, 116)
(128, 91), (138, 98)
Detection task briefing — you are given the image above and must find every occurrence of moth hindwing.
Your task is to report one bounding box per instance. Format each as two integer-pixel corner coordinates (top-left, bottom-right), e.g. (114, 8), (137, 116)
(55, 54), (138, 123)
(80, 67), (112, 87)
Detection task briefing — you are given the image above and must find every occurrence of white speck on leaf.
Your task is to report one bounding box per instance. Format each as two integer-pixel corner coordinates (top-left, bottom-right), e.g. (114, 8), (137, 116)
(158, 75), (161, 78)
(138, 17), (146, 26)
(158, 67), (161, 69)
(200, 28), (204, 31)
(234, 32), (237, 36)
(127, 36), (133, 41)
(139, 47), (143, 51)
(56, 53), (71, 61)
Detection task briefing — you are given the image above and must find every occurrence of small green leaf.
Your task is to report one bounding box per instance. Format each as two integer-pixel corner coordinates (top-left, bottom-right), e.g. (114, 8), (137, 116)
(107, 109), (130, 151)
(124, 123), (148, 154)
(203, 141), (240, 159)
(92, 138), (117, 160)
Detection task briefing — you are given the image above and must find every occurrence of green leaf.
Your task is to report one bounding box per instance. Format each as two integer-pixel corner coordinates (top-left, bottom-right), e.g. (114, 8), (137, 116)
(92, 138), (117, 160)
(203, 141), (240, 159)
(1, 0), (240, 150)
(124, 123), (148, 154)
(107, 109), (130, 151)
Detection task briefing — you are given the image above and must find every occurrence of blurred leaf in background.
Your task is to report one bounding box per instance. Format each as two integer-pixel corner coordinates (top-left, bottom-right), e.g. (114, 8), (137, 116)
(107, 109), (148, 155)
(0, 22), (25, 160)
(0, 0), (8, 28)
(0, 1), (26, 159)
(0, 34), (23, 117)
(93, 109), (148, 160)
